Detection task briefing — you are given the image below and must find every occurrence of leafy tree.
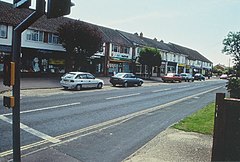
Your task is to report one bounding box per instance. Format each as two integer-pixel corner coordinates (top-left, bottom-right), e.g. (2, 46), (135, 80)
(58, 20), (103, 72)
(138, 47), (162, 78)
(222, 31), (240, 77)
(223, 31), (240, 98)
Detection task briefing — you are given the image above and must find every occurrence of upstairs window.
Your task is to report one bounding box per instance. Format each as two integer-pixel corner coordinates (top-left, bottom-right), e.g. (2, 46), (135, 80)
(48, 33), (59, 44)
(122, 47), (130, 54)
(26, 29), (44, 42)
(112, 44), (120, 52)
(0, 25), (7, 38)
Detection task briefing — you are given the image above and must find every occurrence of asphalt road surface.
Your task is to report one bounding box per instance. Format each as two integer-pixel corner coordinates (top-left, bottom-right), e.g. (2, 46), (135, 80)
(0, 79), (227, 162)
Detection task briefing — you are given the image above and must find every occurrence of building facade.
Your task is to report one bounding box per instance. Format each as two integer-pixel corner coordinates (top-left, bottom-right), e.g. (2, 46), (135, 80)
(0, 1), (213, 77)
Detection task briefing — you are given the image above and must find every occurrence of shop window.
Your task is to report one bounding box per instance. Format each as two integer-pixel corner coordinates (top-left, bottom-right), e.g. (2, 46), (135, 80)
(0, 25), (7, 38)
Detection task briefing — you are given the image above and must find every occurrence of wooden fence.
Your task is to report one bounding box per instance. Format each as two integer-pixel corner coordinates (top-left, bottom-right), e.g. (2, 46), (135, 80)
(211, 93), (240, 161)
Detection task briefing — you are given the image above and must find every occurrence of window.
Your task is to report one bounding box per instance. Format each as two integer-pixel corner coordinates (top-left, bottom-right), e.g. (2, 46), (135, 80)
(26, 29), (44, 42)
(48, 33), (59, 44)
(123, 47), (130, 54)
(112, 44), (120, 52)
(0, 25), (7, 38)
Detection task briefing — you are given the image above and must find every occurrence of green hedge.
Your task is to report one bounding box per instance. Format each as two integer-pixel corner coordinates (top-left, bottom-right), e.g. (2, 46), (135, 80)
(226, 78), (240, 99)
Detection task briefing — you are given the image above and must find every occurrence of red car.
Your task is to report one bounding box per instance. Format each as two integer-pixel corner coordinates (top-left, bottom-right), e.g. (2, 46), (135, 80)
(161, 73), (182, 83)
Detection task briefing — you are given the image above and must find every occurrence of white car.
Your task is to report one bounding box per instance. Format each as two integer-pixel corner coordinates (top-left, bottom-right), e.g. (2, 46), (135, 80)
(60, 72), (104, 90)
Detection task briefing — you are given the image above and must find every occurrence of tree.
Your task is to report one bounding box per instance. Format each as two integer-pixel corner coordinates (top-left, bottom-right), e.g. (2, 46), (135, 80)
(223, 31), (240, 98)
(138, 47), (162, 78)
(58, 20), (103, 72)
(222, 31), (240, 77)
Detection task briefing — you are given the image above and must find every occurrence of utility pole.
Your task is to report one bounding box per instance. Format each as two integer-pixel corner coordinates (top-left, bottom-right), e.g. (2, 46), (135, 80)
(12, 1), (45, 161)
(2, 0), (74, 161)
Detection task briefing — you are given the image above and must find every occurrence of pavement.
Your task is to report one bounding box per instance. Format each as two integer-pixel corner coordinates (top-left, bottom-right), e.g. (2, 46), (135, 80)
(0, 76), (213, 162)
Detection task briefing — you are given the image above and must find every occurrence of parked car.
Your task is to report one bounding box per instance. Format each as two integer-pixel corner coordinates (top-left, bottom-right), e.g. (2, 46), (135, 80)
(180, 73), (194, 82)
(194, 73), (205, 81)
(220, 74), (228, 79)
(110, 73), (143, 87)
(60, 72), (104, 90)
(161, 73), (182, 83)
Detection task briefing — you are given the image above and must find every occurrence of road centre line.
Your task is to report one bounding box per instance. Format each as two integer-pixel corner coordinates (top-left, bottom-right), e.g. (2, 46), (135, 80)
(106, 93), (141, 100)
(152, 88), (171, 93)
(0, 86), (222, 157)
(0, 115), (60, 144)
(3, 102), (81, 116)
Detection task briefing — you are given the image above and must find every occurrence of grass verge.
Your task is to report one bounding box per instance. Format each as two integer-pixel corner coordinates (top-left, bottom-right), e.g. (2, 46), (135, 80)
(172, 102), (215, 135)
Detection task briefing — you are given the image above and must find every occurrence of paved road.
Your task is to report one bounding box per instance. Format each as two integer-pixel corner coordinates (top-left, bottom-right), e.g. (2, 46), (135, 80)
(0, 79), (226, 161)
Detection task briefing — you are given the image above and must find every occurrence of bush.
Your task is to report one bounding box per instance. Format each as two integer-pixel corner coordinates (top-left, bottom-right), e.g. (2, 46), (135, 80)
(226, 78), (240, 99)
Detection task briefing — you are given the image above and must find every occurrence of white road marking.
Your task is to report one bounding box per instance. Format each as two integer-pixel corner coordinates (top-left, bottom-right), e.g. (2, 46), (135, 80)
(0, 86), (223, 157)
(106, 93), (141, 100)
(152, 88), (171, 93)
(3, 102), (81, 116)
(0, 115), (60, 143)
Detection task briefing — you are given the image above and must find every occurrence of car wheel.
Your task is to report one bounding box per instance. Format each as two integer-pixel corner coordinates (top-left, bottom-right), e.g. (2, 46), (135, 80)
(75, 84), (82, 91)
(138, 81), (143, 86)
(63, 86), (68, 90)
(97, 83), (103, 89)
(112, 83), (116, 87)
(123, 82), (128, 87)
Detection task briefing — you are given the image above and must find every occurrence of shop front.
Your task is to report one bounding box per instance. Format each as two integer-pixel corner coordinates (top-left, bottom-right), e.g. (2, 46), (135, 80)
(178, 64), (186, 74)
(167, 61), (177, 73)
(108, 52), (132, 76)
(0, 45), (12, 75)
(20, 48), (67, 76)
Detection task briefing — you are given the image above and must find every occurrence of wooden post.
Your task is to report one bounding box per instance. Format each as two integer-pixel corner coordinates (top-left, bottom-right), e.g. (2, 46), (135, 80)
(211, 93), (226, 161)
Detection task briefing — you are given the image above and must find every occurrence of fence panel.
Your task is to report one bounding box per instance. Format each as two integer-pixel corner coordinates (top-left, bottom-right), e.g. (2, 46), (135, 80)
(212, 93), (240, 161)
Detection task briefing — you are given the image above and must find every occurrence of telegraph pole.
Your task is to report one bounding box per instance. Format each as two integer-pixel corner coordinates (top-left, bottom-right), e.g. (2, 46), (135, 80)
(3, 0), (74, 161)
(12, 0), (45, 161)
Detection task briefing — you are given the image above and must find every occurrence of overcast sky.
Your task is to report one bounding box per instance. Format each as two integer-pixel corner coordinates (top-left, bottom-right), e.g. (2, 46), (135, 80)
(2, 0), (240, 66)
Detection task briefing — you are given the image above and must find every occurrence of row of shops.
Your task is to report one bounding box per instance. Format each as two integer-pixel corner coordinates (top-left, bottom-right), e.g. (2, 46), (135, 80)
(0, 45), (211, 77)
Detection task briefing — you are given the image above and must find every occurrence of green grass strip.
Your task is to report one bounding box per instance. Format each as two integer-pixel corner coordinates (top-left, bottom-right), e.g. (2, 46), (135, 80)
(172, 102), (215, 135)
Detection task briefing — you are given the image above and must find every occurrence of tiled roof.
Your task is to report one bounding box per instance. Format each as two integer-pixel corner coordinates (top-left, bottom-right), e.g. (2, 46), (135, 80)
(117, 30), (176, 53)
(97, 26), (133, 47)
(117, 30), (147, 46)
(0, 1), (73, 33)
(141, 37), (175, 53)
(168, 43), (212, 63)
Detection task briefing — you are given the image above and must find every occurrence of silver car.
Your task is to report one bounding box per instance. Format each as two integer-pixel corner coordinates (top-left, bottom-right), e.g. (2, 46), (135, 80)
(60, 72), (104, 90)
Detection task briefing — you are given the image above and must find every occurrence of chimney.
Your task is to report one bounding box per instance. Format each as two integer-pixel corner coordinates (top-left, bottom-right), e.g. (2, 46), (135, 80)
(140, 32), (143, 38)
(134, 32), (138, 36)
(153, 38), (157, 41)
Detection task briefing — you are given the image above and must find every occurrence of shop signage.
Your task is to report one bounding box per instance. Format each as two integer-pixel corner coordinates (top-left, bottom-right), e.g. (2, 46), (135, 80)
(0, 45), (11, 52)
(49, 59), (65, 65)
(111, 52), (131, 60)
(178, 64), (186, 67)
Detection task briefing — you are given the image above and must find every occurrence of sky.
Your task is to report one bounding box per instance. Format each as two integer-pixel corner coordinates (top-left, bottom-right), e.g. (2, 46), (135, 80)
(2, 0), (240, 66)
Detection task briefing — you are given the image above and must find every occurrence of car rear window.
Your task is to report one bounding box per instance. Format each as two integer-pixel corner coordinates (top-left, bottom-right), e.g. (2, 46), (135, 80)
(63, 73), (76, 79)
(115, 73), (125, 77)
